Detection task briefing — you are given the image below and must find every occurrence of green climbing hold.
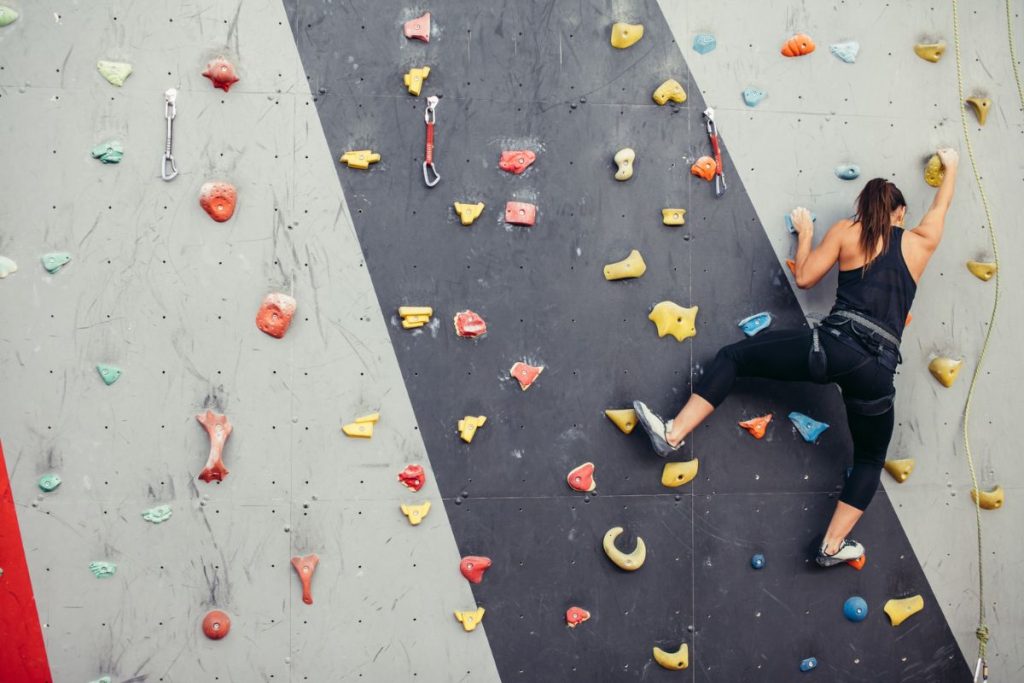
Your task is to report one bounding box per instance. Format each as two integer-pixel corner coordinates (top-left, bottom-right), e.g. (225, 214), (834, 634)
(38, 474), (62, 492)
(96, 60), (133, 87)
(96, 364), (122, 385)
(91, 140), (123, 164)
(41, 252), (71, 274)
(0, 255), (17, 278)
(142, 504), (173, 524)
(0, 5), (18, 26)
(89, 561), (117, 578)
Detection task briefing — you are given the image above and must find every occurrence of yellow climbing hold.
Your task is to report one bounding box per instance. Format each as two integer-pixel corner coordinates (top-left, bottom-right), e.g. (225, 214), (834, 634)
(602, 526), (646, 571)
(914, 42), (946, 63)
(966, 260), (997, 281)
(884, 595), (924, 626)
(652, 79), (686, 105)
(343, 413), (379, 438)
(400, 501), (431, 525)
(652, 643), (689, 671)
(648, 301), (698, 342)
(604, 249), (647, 280)
(400, 306), (433, 329)
(454, 202), (485, 226)
(339, 150), (381, 169)
(924, 154), (945, 188)
(403, 66), (431, 96)
(965, 97), (991, 126)
(662, 208), (686, 226)
(610, 22), (644, 49)
(928, 357), (963, 388)
(614, 148), (635, 181)
(971, 485), (1004, 510)
(883, 458), (915, 483)
(458, 415), (487, 443)
(661, 460), (699, 488)
(454, 606), (485, 632)
(604, 409), (637, 434)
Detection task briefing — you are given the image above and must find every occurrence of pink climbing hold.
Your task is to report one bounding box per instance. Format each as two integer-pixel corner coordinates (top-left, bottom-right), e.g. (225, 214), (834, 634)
(454, 310), (487, 338)
(498, 150), (537, 175)
(196, 410), (232, 483)
(403, 12), (430, 42)
(256, 293), (297, 339)
(460, 555), (492, 584)
(510, 361), (544, 390)
(202, 610), (232, 640)
(202, 57), (240, 92)
(566, 462), (596, 492)
(397, 464), (426, 492)
(566, 606), (591, 628)
(291, 554), (320, 605)
(199, 181), (238, 222)
(504, 201), (537, 226)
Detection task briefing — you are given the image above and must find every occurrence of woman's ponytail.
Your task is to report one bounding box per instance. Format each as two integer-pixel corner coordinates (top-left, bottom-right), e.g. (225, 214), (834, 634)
(853, 178), (906, 270)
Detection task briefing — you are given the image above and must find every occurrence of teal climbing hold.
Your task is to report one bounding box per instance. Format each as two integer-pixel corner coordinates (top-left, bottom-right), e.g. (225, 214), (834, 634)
(738, 312), (772, 337)
(0, 5), (18, 26)
(751, 553), (765, 569)
(41, 252), (72, 274)
(843, 596), (868, 622)
(142, 504), (173, 524)
(829, 41), (860, 63)
(89, 561), (117, 578)
(800, 657), (818, 672)
(38, 474), (62, 492)
(785, 211), (817, 234)
(835, 164), (860, 180)
(96, 364), (122, 385)
(693, 33), (717, 54)
(89, 678), (112, 683)
(0, 255), (17, 278)
(742, 88), (766, 107)
(91, 140), (124, 164)
(789, 412), (829, 442)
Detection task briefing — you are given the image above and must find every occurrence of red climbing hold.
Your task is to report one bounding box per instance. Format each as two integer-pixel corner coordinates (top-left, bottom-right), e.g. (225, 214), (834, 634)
(498, 150), (537, 175)
(460, 555), (493, 584)
(690, 156), (716, 181)
(291, 554), (320, 605)
(786, 258), (797, 275)
(504, 201), (537, 226)
(847, 554), (867, 571)
(738, 414), (772, 439)
(256, 293), (297, 339)
(196, 410), (232, 483)
(565, 606), (591, 628)
(780, 33), (816, 57)
(566, 462), (596, 492)
(202, 57), (240, 91)
(454, 310), (487, 338)
(403, 12), (430, 41)
(510, 361), (544, 390)
(199, 181), (237, 222)
(202, 610), (232, 640)
(397, 464), (426, 492)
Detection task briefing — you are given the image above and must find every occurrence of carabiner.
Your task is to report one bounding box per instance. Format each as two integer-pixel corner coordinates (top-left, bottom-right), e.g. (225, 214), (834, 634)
(422, 95), (440, 187)
(161, 88), (178, 181)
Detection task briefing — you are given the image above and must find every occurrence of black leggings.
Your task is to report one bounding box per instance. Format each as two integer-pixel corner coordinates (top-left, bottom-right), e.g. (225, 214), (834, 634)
(693, 328), (896, 511)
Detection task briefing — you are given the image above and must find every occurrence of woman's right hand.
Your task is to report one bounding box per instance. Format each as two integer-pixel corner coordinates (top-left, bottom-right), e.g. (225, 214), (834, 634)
(937, 147), (959, 169)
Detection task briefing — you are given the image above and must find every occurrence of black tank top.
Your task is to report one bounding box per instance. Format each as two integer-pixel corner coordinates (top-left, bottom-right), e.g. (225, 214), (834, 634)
(830, 227), (917, 339)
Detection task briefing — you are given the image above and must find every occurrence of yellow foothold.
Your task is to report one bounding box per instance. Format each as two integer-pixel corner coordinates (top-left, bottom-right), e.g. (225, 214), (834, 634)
(401, 319), (427, 329)
(354, 412), (380, 424)
(971, 485), (1004, 510)
(339, 150), (381, 170)
(914, 42), (946, 63)
(604, 249), (647, 281)
(454, 606), (485, 631)
(454, 202), (485, 226)
(923, 154), (945, 188)
(883, 458), (915, 483)
(662, 208), (686, 226)
(966, 260), (997, 281)
(661, 460), (699, 488)
(884, 595), (924, 626)
(602, 526), (646, 571)
(928, 357), (963, 388)
(400, 501), (431, 525)
(399, 306), (433, 318)
(965, 97), (991, 125)
(343, 421), (374, 438)
(610, 22), (644, 49)
(652, 643), (689, 671)
(648, 301), (698, 342)
(604, 409), (637, 434)
(458, 415), (487, 443)
(652, 79), (686, 105)
(403, 66), (431, 96)
(614, 148), (636, 181)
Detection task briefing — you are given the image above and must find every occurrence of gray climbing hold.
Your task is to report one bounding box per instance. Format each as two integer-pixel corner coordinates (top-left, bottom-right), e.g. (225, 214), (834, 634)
(41, 252), (71, 274)
(142, 504), (173, 524)
(38, 474), (62, 492)
(785, 211), (817, 233)
(91, 140), (124, 164)
(0, 5), (18, 26)
(742, 88), (766, 107)
(738, 312), (772, 337)
(789, 412), (829, 442)
(693, 33), (717, 54)
(0, 255), (17, 278)
(97, 60), (133, 87)
(829, 41), (860, 64)
(835, 164), (860, 180)
(96, 364), (122, 385)
(89, 561), (117, 578)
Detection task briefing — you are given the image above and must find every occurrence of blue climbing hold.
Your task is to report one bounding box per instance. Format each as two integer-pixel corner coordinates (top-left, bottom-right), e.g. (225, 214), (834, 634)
(788, 412), (829, 442)
(829, 41), (860, 64)
(41, 252), (72, 274)
(96, 364), (122, 386)
(784, 211), (816, 234)
(835, 164), (861, 180)
(843, 596), (868, 622)
(738, 312), (772, 337)
(800, 657), (818, 672)
(751, 553), (765, 569)
(693, 33), (717, 54)
(742, 88), (766, 107)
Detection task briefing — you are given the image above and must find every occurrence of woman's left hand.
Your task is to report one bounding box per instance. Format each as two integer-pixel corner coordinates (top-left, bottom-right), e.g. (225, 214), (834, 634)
(791, 207), (814, 237)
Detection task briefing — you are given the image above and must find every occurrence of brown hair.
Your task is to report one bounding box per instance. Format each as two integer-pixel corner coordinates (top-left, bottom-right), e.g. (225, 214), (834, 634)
(853, 178), (906, 270)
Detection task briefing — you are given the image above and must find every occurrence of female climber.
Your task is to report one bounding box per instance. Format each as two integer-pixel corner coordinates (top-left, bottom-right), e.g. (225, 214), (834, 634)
(633, 148), (960, 567)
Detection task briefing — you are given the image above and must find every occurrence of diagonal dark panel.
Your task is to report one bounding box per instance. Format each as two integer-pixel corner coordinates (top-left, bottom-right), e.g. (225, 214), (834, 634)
(283, 0), (971, 680)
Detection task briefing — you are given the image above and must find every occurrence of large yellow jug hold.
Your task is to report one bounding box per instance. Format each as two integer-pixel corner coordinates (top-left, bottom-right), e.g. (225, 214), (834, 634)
(928, 357), (963, 388)
(966, 260), (997, 281)
(610, 22), (644, 49)
(923, 154), (944, 187)
(971, 485), (1004, 510)
(652, 79), (686, 105)
(914, 42), (946, 63)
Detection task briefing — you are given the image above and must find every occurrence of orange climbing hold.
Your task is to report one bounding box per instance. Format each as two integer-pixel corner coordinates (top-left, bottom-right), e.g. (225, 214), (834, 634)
(847, 555), (866, 571)
(690, 156), (716, 181)
(786, 259), (796, 275)
(291, 554), (319, 605)
(738, 414), (772, 439)
(197, 410), (232, 483)
(202, 57), (240, 91)
(567, 462), (596, 492)
(256, 293), (297, 339)
(566, 606), (591, 628)
(460, 556), (492, 584)
(202, 610), (232, 640)
(199, 181), (237, 222)
(510, 361), (544, 390)
(499, 150), (537, 175)
(505, 201), (537, 226)
(781, 33), (816, 57)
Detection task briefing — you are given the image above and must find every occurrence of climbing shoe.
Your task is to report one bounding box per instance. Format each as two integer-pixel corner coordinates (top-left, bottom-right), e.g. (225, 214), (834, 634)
(632, 400), (683, 458)
(815, 538), (864, 568)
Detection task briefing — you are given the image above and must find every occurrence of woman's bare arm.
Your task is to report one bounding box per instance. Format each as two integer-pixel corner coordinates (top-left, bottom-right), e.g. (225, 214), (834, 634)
(792, 208), (845, 289)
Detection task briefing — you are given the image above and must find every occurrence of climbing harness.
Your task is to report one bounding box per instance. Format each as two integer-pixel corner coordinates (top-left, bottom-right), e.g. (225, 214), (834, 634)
(161, 88), (178, 181)
(702, 107), (727, 197)
(422, 95), (440, 187)
(809, 309), (900, 414)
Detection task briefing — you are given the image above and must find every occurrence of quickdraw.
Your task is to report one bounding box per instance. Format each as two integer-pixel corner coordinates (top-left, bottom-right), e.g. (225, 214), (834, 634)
(422, 94), (440, 187)
(161, 88), (178, 181)
(702, 107), (727, 197)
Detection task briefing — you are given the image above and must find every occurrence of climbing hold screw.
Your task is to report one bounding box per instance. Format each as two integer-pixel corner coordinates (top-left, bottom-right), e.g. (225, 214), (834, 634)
(653, 643), (689, 670)
(781, 34), (816, 57)
(256, 292), (297, 339)
(692, 33), (716, 54)
(971, 485), (1004, 510)
(610, 22), (644, 49)
(96, 60), (133, 87)
(202, 610), (232, 639)
(202, 57), (240, 92)
(38, 474), (61, 492)
(751, 553), (765, 569)
(648, 301), (698, 342)
(602, 526), (646, 571)
(843, 596), (868, 622)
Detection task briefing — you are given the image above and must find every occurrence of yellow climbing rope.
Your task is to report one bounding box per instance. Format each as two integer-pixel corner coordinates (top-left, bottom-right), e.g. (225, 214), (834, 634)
(1007, 0), (1024, 114)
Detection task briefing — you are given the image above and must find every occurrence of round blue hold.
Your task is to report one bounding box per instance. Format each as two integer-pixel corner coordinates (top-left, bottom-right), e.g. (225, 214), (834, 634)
(843, 596), (869, 622)
(751, 553), (766, 569)
(800, 656), (818, 672)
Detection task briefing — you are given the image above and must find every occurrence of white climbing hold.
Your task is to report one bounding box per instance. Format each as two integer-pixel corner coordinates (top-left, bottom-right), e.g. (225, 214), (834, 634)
(0, 255), (17, 278)
(829, 41), (860, 63)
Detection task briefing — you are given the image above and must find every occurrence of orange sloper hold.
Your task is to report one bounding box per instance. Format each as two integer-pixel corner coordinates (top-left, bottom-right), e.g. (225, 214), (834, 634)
(690, 156), (716, 181)
(786, 259), (796, 275)
(510, 362), (544, 390)
(781, 33), (816, 57)
(738, 414), (772, 439)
